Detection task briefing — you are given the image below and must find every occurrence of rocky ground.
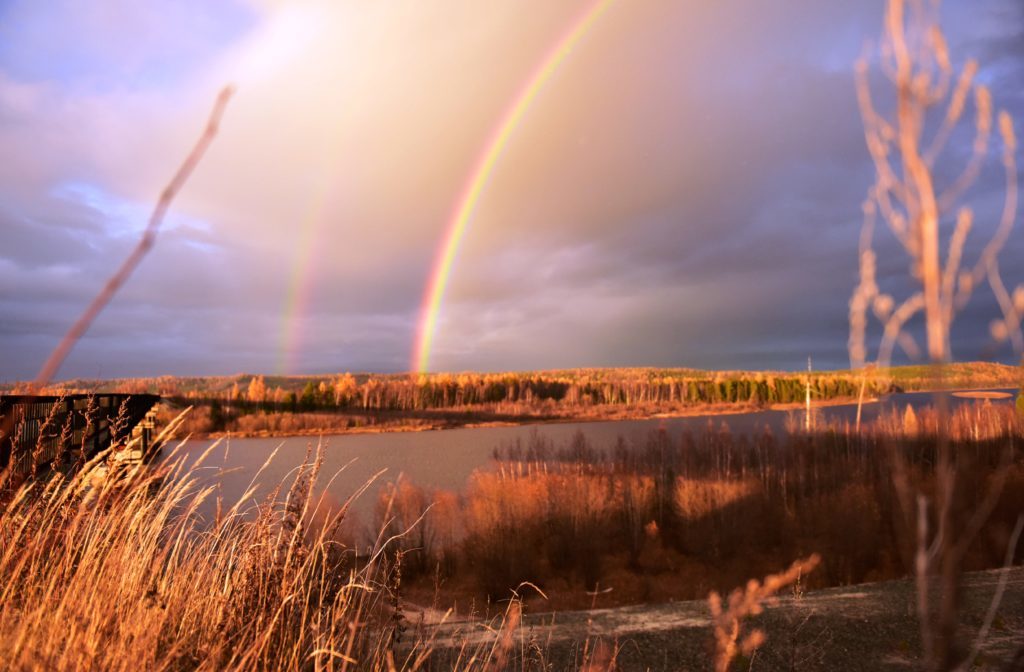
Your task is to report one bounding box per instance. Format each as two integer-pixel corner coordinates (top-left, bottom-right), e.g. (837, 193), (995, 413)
(409, 567), (1024, 670)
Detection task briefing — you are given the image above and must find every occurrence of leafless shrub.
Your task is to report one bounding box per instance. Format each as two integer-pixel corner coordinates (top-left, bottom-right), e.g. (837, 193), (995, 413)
(708, 554), (821, 672)
(375, 477), (450, 580)
(849, 3), (1023, 669)
(673, 477), (760, 522)
(55, 412), (73, 468)
(77, 393), (98, 467)
(850, 0), (1019, 368)
(108, 398), (131, 448)
(30, 394), (65, 479)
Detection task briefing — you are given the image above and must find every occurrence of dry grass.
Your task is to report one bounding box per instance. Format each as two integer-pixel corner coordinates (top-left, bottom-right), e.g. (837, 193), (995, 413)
(3, 401), (1020, 669)
(0, 437), (554, 671)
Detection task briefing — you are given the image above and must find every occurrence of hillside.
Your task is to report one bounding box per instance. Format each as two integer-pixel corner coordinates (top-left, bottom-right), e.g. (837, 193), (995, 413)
(417, 568), (1024, 671)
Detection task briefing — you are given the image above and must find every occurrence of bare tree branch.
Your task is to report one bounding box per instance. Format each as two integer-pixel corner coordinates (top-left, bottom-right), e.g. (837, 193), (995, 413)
(925, 60), (977, 166)
(851, 0), (1020, 368)
(32, 87), (235, 390)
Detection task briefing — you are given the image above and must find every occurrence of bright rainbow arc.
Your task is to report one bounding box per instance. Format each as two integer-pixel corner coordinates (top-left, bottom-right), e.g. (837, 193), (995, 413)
(412, 0), (615, 374)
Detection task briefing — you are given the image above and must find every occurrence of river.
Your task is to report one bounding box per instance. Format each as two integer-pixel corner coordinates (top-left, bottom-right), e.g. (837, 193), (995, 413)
(160, 389), (1015, 527)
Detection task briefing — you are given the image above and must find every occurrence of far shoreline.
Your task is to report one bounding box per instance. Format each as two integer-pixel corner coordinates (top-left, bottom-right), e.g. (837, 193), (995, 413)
(185, 384), (1017, 442)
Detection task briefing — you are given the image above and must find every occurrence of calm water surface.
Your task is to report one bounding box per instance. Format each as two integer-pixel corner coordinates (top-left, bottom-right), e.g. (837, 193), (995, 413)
(162, 389), (1014, 525)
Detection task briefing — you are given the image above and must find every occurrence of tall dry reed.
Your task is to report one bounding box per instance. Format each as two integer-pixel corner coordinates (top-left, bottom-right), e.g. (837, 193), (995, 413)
(0, 438), (540, 671)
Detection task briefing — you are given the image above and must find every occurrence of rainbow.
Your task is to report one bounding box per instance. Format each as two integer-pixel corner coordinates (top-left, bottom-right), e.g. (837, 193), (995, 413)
(412, 0), (615, 374)
(278, 175), (333, 375)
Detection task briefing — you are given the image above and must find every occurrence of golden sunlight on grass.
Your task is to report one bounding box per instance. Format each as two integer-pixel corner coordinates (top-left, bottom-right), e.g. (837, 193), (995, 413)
(0, 438), (537, 671)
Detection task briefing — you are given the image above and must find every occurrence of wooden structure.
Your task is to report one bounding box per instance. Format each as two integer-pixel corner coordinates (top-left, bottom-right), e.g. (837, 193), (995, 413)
(0, 394), (161, 478)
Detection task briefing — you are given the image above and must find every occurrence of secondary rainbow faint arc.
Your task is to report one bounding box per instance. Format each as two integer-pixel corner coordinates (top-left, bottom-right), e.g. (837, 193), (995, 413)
(278, 170), (333, 375)
(412, 0), (615, 374)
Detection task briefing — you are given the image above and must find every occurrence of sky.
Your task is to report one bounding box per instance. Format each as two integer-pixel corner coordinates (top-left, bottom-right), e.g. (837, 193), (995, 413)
(0, 0), (1022, 379)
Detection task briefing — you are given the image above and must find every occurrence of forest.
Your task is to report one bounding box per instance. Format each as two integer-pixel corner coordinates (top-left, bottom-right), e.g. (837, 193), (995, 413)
(12, 362), (1017, 437)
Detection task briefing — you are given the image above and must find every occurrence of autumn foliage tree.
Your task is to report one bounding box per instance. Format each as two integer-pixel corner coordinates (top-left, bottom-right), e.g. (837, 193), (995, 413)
(246, 375), (267, 404)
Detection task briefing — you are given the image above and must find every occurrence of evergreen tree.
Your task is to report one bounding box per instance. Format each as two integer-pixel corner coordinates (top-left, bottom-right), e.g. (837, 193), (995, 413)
(209, 398), (225, 431)
(300, 382), (317, 411)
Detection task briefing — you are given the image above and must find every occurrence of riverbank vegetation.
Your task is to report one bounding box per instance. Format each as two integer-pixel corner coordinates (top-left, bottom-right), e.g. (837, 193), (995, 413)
(0, 427), (825, 672)
(2, 397), (1022, 669)
(367, 401), (1024, 612)
(0, 441), (556, 671)
(9, 362), (1018, 438)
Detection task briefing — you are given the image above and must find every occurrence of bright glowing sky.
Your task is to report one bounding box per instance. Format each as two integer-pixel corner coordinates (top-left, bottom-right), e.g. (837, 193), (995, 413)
(1, 0), (1022, 379)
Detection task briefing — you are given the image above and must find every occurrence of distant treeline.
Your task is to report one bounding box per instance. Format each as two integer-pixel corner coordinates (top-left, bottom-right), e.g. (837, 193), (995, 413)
(13, 363), (1020, 418)
(169, 370), (886, 415)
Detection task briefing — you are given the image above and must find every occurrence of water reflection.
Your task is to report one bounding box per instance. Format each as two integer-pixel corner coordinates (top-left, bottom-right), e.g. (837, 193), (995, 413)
(162, 389), (1015, 526)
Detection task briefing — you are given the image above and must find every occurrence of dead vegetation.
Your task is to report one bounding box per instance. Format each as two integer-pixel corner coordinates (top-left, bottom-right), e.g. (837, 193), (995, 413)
(849, 1), (1024, 669)
(0, 438), (571, 671)
(360, 403), (1023, 615)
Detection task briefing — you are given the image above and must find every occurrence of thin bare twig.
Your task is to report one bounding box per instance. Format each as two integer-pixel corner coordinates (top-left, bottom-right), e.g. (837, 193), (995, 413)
(851, 0), (1020, 369)
(32, 86), (235, 390)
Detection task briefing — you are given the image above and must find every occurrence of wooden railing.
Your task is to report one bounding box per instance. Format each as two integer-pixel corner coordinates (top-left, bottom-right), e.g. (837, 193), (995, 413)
(0, 394), (161, 477)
